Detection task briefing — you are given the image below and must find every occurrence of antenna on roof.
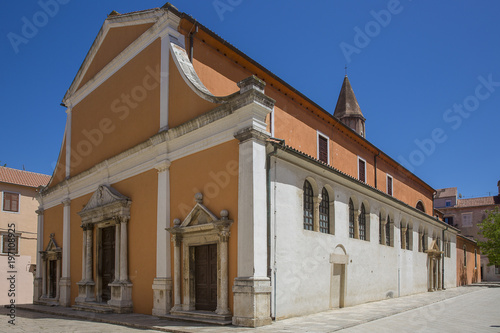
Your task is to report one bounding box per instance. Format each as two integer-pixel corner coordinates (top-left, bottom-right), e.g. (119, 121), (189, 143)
(23, 165), (25, 171)
(344, 64), (348, 77)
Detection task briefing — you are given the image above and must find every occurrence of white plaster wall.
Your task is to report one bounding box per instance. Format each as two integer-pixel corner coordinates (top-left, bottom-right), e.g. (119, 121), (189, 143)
(271, 159), (457, 320)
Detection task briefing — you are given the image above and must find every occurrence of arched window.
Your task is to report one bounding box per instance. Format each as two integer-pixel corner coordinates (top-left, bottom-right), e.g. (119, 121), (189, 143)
(463, 245), (467, 267)
(405, 226), (410, 250)
(416, 201), (425, 212)
(379, 213), (382, 244)
(319, 188), (329, 234)
(349, 199), (354, 238)
(359, 204), (366, 240)
(303, 180), (314, 230)
(385, 215), (391, 246)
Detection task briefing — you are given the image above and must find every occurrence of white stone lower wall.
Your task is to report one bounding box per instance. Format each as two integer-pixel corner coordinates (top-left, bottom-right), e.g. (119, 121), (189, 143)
(271, 159), (457, 320)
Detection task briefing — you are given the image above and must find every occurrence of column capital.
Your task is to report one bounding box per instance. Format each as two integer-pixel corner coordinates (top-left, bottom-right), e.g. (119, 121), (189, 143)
(62, 198), (71, 207)
(219, 230), (231, 243)
(36, 209), (44, 216)
(154, 160), (171, 173)
(234, 127), (270, 143)
(171, 234), (182, 247)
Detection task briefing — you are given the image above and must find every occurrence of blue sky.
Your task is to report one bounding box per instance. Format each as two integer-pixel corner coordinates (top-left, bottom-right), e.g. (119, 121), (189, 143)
(1, 0), (499, 198)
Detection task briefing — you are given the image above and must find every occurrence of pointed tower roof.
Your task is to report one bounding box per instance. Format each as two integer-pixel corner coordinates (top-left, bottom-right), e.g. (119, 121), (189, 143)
(333, 76), (365, 121)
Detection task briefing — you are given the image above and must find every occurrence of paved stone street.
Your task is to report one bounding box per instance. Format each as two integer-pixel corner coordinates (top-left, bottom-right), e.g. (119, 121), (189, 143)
(1, 283), (498, 332)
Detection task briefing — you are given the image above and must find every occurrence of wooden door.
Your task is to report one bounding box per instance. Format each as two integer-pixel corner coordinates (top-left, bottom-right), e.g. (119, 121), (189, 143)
(194, 244), (217, 311)
(49, 260), (57, 298)
(101, 226), (115, 302)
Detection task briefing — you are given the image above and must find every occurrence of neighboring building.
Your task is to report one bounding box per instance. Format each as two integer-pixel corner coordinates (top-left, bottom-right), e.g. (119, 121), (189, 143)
(436, 182), (500, 281)
(36, 4), (458, 327)
(456, 234), (481, 286)
(0, 166), (50, 305)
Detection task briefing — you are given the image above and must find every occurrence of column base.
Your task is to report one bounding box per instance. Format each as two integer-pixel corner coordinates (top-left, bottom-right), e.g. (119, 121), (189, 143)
(152, 278), (172, 316)
(33, 277), (43, 302)
(75, 280), (96, 303)
(59, 277), (72, 306)
(232, 277), (272, 327)
(107, 281), (133, 313)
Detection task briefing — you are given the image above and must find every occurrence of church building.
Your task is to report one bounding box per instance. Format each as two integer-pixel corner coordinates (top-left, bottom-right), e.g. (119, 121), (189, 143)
(36, 3), (458, 327)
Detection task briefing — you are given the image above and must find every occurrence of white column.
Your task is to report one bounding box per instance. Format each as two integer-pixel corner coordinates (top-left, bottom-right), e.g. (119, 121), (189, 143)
(56, 255), (62, 300)
(41, 254), (47, 296)
(172, 234), (181, 311)
(155, 162), (171, 278)
(36, 210), (44, 278)
(114, 222), (121, 282)
(62, 199), (71, 278)
(216, 230), (231, 315)
(81, 226), (87, 281)
(152, 162), (173, 316)
(236, 130), (268, 277)
(233, 126), (272, 327)
(120, 218), (129, 282)
(86, 227), (93, 282)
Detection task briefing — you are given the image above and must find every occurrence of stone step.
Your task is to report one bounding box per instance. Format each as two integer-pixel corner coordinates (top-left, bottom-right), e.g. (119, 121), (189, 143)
(72, 303), (114, 314)
(162, 310), (232, 325)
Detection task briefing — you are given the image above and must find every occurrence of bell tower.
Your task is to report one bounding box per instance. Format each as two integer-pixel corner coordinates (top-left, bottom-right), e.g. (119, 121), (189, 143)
(333, 76), (366, 138)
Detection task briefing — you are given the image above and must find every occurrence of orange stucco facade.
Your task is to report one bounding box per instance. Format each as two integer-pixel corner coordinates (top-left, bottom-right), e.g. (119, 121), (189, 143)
(70, 39), (160, 177)
(456, 235), (481, 286)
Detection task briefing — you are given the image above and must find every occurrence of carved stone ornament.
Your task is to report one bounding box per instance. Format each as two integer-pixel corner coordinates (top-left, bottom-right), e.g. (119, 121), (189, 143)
(78, 185), (131, 225)
(166, 193), (233, 239)
(41, 233), (62, 257)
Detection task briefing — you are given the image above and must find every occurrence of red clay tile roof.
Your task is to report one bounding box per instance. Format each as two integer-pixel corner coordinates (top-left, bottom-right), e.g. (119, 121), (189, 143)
(0, 167), (50, 188)
(457, 196), (500, 207)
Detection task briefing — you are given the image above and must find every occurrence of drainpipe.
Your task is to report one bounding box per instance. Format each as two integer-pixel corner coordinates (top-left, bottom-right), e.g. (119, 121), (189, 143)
(266, 138), (284, 319)
(189, 23), (198, 62)
(374, 151), (380, 189)
(442, 225), (448, 290)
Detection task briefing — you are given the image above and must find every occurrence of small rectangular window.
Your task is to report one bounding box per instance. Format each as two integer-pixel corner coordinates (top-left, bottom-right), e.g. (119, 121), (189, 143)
(444, 216), (454, 225)
(358, 157), (366, 183)
(445, 200), (451, 207)
(462, 212), (473, 227)
(3, 192), (20, 212)
(2, 234), (19, 254)
(387, 175), (393, 196)
(317, 133), (329, 164)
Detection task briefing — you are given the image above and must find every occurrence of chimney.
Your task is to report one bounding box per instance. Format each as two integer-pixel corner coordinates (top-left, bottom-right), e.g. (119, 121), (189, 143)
(497, 180), (500, 195)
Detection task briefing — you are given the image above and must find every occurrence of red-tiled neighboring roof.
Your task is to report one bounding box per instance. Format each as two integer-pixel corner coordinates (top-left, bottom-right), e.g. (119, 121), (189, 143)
(457, 196), (500, 207)
(0, 167), (50, 188)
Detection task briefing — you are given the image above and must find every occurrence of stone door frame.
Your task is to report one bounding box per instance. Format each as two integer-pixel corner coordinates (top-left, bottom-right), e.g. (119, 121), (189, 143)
(167, 193), (233, 316)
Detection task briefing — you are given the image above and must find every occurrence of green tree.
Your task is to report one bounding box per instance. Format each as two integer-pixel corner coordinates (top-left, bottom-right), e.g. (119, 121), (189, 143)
(478, 207), (500, 266)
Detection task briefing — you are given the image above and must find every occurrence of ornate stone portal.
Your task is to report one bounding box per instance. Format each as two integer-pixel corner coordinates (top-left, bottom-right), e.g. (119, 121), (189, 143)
(426, 240), (443, 292)
(36, 233), (62, 305)
(167, 193), (233, 323)
(75, 185), (133, 313)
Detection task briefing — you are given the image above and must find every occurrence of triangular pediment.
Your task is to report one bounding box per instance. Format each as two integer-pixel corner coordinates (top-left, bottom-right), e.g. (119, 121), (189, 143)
(45, 233), (61, 253)
(79, 185), (130, 215)
(426, 239), (443, 255)
(181, 203), (219, 227)
(64, 9), (161, 102)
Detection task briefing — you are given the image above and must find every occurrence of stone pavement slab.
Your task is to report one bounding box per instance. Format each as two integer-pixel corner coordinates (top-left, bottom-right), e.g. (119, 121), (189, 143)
(2, 283), (496, 333)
